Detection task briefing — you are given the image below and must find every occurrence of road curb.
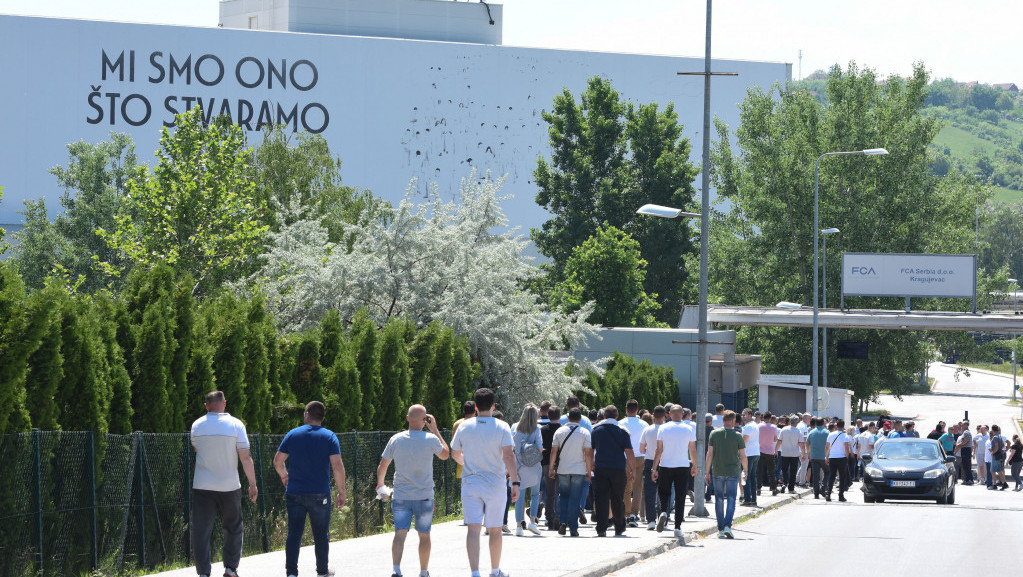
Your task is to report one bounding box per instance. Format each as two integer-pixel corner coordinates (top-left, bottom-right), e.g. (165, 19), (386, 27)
(560, 488), (812, 577)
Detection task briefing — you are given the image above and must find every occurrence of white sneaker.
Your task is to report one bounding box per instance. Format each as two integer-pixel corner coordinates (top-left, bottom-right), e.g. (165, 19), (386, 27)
(490, 572), (510, 577)
(527, 520), (541, 535)
(673, 528), (683, 539)
(647, 521), (656, 530)
(515, 524), (523, 537)
(723, 526), (734, 539)
(655, 512), (667, 533)
(718, 530), (727, 539)
(317, 569), (336, 577)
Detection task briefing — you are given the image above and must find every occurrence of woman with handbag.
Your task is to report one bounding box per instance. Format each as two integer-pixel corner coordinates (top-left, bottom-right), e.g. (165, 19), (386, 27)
(513, 404), (544, 535)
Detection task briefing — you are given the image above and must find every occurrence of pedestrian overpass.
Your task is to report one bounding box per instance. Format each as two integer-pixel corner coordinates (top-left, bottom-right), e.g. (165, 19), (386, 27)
(681, 305), (1023, 332)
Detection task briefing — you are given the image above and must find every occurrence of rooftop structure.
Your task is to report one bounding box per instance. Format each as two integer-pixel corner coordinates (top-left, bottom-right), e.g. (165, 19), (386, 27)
(219, 0), (502, 44)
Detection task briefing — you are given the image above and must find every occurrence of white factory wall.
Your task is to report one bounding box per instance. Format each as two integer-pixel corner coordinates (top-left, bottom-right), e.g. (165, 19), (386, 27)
(0, 15), (789, 231)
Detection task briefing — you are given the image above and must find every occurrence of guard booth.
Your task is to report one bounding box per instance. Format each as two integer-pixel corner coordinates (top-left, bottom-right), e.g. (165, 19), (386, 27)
(755, 375), (853, 422)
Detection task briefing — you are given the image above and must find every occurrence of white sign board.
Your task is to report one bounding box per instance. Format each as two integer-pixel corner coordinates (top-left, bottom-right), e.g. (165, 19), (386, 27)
(0, 15), (790, 231)
(841, 253), (976, 299)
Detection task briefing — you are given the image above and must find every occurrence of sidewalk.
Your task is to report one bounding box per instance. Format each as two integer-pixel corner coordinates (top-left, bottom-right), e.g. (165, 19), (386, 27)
(150, 486), (811, 577)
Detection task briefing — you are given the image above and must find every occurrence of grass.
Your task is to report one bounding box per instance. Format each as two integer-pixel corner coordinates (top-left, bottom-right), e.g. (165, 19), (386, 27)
(991, 185), (1023, 204)
(934, 125), (998, 156)
(962, 361), (1018, 375)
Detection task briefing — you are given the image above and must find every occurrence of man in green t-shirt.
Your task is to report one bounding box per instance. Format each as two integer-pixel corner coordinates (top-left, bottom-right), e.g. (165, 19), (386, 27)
(705, 410), (747, 539)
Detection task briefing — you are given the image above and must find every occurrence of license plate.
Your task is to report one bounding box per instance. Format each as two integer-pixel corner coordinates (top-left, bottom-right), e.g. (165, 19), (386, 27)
(891, 480), (915, 487)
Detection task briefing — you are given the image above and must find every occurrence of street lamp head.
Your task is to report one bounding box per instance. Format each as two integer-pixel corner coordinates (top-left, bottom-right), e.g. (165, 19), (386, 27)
(821, 228), (840, 235)
(636, 204), (700, 219)
(861, 148), (889, 156)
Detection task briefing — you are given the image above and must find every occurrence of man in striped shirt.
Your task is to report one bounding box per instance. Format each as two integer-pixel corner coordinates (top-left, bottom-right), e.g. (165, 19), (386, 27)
(190, 391), (258, 577)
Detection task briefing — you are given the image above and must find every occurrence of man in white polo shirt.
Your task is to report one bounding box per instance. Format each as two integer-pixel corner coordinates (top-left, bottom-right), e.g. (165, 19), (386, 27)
(620, 399), (647, 527)
(650, 405), (696, 538)
(190, 391), (258, 577)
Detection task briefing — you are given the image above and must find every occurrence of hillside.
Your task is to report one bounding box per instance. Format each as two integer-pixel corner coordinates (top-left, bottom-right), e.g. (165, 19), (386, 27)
(794, 75), (1023, 203)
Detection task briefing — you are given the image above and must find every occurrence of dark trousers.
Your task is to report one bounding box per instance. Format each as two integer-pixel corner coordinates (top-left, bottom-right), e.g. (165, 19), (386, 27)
(780, 456), (800, 491)
(826, 458), (848, 497)
(758, 453), (777, 493)
(810, 459), (829, 497)
(286, 493), (332, 575)
(960, 448), (973, 482)
(191, 488), (243, 576)
(593, 467), (627, 534)
(656, 466), (690, 529)
(542, 464), (560, 526)
(642, 460), (658, 522)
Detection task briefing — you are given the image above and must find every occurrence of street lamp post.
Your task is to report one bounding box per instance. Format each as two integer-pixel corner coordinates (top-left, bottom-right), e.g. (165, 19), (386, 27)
(813, 148), (888, 415)
(1010, 278), (1018, 401)
(821, 228), (840, 394)
(636, 203), (708, 517)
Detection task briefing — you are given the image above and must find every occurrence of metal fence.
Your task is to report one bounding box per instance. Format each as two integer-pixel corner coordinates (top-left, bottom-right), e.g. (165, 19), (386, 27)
(0, 429), (460, 577)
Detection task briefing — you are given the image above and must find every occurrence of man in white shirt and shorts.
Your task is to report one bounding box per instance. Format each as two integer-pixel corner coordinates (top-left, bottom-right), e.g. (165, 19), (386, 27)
(451, 388), (519, 577)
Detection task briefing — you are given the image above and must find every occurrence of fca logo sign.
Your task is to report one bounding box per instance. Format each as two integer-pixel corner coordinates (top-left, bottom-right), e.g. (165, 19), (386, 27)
(851, 267), (877, 275)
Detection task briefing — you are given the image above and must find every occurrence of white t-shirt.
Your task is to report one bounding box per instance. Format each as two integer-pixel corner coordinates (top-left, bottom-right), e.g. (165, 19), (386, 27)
(856, 432), (875, 456)
(656, 421), (695, 467)
(778, 426), (803, 457)
(640, 423), (663, 461)
(552, 423), (592, 475)
(742, 422), (761, 457)
(450, 416), (514, 488)
(621, 416), (648, 458)
(975, 434), (989, 462)
(191, 412), (250, 492)
(712, 414), (724, 429)
(827, 431), (851, 459)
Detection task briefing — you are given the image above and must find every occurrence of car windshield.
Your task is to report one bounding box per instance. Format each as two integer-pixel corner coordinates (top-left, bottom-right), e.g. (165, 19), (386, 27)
(875, 443), (941, 461)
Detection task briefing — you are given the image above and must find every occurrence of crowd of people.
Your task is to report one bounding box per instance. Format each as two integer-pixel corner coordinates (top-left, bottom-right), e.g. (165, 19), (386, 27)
(184, 388), (1023, 577)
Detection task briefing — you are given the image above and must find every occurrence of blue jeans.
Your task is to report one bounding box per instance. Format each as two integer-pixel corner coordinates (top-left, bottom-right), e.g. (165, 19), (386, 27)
(711, 475), (739, 531)
(514, 480), (541, 523)
(286, 493), (332, 575)
(580, 478), (590, 511)
(558, 474), (585, 532)
(392, 498), (434, 533)
(743, 456), (760, 502)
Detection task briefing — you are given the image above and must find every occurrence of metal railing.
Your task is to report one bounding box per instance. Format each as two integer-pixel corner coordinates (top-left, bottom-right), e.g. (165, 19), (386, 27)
(0, 429), (459, 577)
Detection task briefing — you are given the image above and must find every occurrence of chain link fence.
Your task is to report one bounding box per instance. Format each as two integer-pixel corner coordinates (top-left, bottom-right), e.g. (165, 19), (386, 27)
(0, 429), (460, 577)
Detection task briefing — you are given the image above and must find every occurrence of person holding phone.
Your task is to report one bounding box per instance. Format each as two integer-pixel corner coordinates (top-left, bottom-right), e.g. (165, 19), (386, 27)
(376, 404), (450, 577)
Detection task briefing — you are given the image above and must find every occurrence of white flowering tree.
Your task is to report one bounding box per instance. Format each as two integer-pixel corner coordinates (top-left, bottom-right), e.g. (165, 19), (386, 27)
(250, 172), (603, 408)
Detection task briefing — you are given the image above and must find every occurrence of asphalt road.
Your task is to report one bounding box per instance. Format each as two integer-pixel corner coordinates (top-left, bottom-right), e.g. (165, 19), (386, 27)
(609, 363), (1023, 576)
(607, 481), (1023, 575)
(869, 361), (1021, 436)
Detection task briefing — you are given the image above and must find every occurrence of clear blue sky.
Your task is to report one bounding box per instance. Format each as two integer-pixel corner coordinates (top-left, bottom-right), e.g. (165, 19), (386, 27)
(0, 0), (1018, 84)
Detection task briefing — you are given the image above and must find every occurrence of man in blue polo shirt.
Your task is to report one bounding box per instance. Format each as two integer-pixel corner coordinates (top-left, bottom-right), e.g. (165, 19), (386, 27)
(589, 405), (635, 537)
(274, 401), (347, 577)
